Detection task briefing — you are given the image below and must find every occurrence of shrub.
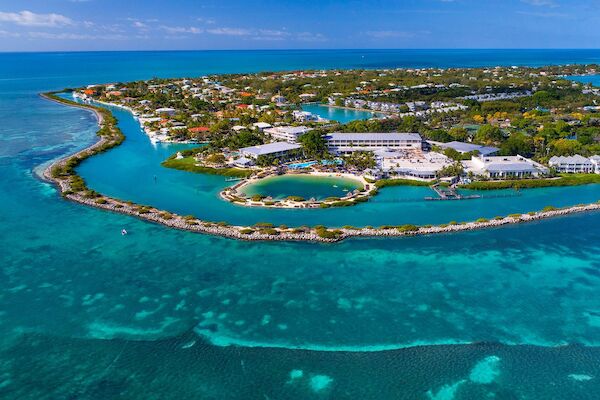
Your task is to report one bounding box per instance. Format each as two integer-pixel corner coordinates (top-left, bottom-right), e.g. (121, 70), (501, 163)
(542, 206), (558, 212)
(476, 218), (489, 223)
(508, 213), (522, 219)
(314, 226), (341, 239)
(240, 228), (255, 235)
(95, 198), (107, 204)
(397, 224), (419, 232)
(260, 228), (279, 236)
(254, 222), (274, 228)
(251, 194), (266, 202)
(286, 196), (305, 202)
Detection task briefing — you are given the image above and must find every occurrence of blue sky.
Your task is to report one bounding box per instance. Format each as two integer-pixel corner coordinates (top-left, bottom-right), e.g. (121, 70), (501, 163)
(0, 0), (598, 51)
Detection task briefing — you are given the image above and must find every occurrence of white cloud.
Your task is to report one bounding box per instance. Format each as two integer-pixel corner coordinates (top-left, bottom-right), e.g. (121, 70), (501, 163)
(0, 10), (73, 27)
(206, 27), (251, 36)
(160, 25), (202, 35)
(27, 31), (127, 40)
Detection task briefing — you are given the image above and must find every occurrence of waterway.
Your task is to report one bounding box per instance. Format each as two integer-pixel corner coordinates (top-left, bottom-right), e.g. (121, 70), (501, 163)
(301, 103), (383, 123)
(2, 50), (600, 399)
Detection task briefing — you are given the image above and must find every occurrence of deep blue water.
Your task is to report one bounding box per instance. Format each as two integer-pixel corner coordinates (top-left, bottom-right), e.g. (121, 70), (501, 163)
(2, 50), (600, 399)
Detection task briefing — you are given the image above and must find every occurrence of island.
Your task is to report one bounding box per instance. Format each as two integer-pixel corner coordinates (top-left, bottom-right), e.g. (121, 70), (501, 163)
(41, 64), (600, 242)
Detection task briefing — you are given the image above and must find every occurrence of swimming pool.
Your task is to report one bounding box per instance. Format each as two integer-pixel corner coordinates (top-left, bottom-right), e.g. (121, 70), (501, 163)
(288, 161), (317, 169)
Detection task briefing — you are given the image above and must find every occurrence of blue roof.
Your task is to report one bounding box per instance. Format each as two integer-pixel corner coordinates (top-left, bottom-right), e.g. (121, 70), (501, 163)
(440, 141), (498, 155)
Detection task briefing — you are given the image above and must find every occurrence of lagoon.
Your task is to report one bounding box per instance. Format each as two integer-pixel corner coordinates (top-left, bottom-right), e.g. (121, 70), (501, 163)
(301, 103), (383, 123)
(240, 174), (363, 200)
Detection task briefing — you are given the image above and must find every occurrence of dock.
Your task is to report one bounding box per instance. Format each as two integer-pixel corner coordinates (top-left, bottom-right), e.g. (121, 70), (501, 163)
(425, 183), (481, 201)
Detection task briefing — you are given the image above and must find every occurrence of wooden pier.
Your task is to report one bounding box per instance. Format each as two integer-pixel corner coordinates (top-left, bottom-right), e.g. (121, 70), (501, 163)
(425, 183), (481, 201)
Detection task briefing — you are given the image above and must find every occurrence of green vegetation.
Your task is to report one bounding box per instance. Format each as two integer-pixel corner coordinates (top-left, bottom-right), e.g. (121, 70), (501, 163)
(375, 178), (432, 188)
(162, 156), (253, 178)
(460, 174), (600, 190)
(397, 224), (419, 232)
(314, 225), (342, 239)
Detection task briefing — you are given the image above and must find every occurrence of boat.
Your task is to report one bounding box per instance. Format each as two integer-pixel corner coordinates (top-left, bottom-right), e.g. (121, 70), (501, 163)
(121, 229), (128, 235)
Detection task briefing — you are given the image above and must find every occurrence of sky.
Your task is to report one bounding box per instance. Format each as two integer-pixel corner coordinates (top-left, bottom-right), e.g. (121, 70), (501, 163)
(0, 0), (599, 51)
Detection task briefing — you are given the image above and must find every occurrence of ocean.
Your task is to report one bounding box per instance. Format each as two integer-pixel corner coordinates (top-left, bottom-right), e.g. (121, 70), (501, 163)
(1, 49), (600, 399)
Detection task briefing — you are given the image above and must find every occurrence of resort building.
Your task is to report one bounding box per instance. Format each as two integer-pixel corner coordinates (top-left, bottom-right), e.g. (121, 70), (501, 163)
(435, 141), (499, 156)
(463, 155), (549, 178)
(549, 155), (595, 173)
(264, 126), (311, 143)
(252, 122), (272, 131)
(239, 142), (302, 160)
(325, 132), (423, 154)
(591, 156), (600, 174)
(374, 149), (452, 179)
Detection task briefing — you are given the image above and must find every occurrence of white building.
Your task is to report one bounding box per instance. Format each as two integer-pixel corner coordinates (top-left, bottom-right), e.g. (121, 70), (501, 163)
(436, 141), (499, 156)
(264, 126), (311, 143)
(252, 122), (272, 131)
(464, 155), (548, 178)
(549, 155), (595, 173)
(155, 107), (176, 116)
(591, 155), (600, 174)
(325, 132), (423, 154)
(239, 142), (302, 160)
(375, 150), (452, 179)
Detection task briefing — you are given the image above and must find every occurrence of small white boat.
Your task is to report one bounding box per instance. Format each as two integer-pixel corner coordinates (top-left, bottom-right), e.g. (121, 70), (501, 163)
(121, 229), (128, 236)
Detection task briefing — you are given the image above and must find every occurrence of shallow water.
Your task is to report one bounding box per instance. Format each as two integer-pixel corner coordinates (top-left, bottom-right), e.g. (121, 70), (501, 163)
(2, 50), (600, 399)
(301, 103), (383, 123)
(241, 174), (363, 200)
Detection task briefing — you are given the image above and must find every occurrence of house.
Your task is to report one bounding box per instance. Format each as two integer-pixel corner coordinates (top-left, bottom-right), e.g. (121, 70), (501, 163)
(264, 126), (311, 143)
(239, 142), (302, 160)
(549, 155), (595, 173)
(325, 132), (423, 154)
(155, 107), (176, 116)
(436, 141), (499, 156)
(464, 155), (548, 178)
(271, 95), (287, 106)
(253, 122), (272, 131)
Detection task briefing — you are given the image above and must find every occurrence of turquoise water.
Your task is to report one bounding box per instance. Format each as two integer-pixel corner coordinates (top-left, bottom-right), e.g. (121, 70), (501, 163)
(2, 50), (600, 399)
(240, 174), (362, 200)
(288, 161), (317, 169)
(301, 103), (383, 123)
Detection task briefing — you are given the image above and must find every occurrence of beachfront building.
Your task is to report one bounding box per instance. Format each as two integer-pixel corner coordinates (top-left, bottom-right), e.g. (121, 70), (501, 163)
(375, 149), (452, 179)
(325, 132), (423, 154)
(549, 155), (595, 173)
(264, 126), (311, 143)
(463, 155), (549, 178)
(436, 141), (499, 156)
(239, 142), (302, 160)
